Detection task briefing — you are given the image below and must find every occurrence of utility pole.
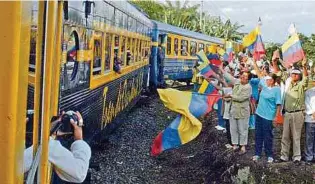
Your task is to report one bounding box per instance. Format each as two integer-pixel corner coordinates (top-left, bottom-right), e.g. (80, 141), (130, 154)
(199, 0), (203, 32)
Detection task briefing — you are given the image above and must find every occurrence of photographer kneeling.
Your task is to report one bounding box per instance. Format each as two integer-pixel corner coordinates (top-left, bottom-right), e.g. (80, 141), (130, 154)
(24, 111), (91, 183)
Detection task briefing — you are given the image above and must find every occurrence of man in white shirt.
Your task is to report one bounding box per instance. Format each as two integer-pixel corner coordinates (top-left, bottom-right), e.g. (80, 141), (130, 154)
(24, 111), (91, 183)
(305, 86), (315, 164)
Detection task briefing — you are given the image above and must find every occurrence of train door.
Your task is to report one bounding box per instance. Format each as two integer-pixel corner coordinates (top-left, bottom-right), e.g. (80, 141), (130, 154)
(0, 2), (33, 183)
(24, 1), (64, 184)
(156, 34), (167, 86)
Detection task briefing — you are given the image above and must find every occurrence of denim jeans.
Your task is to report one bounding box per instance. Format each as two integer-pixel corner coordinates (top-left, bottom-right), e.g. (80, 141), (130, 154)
(305, 122), (315, 161)
(249, 114), (256, 129)
(216, 98), (225, 128)
(255, 115), (273, 157)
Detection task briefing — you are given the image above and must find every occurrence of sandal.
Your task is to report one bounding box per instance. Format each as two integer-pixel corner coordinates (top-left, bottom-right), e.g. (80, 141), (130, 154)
(238, 146), (247, 155)
(238, 150), (247, 155)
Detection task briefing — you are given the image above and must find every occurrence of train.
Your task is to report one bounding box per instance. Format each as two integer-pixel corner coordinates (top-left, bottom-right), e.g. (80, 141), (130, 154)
(0, 1), (242, 183)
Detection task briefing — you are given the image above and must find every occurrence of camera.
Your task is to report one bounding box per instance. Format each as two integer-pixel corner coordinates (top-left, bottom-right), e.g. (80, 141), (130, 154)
(60, 111), (79, 133)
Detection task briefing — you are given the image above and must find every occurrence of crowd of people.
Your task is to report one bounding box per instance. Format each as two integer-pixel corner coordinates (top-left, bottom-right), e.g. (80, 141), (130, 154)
(193, 50), (315, 164)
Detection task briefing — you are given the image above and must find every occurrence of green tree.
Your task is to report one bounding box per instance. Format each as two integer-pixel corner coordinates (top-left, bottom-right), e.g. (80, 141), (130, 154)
(265, 42), (281, 60)
(130, 0), (243, 42)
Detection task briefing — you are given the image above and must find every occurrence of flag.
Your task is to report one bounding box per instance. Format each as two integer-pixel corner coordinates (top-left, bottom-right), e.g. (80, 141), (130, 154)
(225, 41), (234, 62)
(199, 64), (215, 78)
(207, 53), (221, 66)
(196, 50), (208, 63)
(208, 45), (217, 53)
(253, 33), (265, 61)
(197, 51), (216, 78)
(217, 47), (229, 62)
(243, 23), (265, 60)
(243, 27), (259, 50)
(281, 33), (305, 67)
(151, 89), (221, 156)
(198, 80), (219, 95)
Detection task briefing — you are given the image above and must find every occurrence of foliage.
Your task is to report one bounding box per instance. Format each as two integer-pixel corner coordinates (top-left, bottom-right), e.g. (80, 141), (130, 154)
(130, 0), (244, 41)
(265, 42), (281, 61)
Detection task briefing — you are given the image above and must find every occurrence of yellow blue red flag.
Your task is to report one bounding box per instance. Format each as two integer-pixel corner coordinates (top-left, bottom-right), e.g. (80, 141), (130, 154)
(243, 27), (259, 49)
(198, 80), (219, 95)
(151, 89), (220, 156)
(197, 50), (216, 78)
(281, 33), (305, 67)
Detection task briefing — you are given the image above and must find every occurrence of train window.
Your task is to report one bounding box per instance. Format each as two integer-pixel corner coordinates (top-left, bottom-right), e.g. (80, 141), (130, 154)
(174, 38), (179, 56)
(190, 41), (197, 56)
(133, 19), (137, 33)
(139, 40), (143, 61)
(104, 3), (114, 25)
(121, 37), (126, 66)
(29, 26), (36, 73)
(166, 37), (171, 55)
(105, 34), (112, 72)
(141, 41), (145, 58)
(123, 14), (127, 29)
(115, 9), (123, 27)
(127, 37), (132, 65)
(114, 35), (120, 68)
(198, 43), (204, 52)
(127, 16), (132, 31)
(62, 31), (80, 90)
(134, 39), (138, 62)
(93, 39), (102, 75)
(181, 40), (188, 56)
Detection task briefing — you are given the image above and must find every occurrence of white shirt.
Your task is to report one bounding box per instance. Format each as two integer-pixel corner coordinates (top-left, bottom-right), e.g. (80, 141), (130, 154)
(24, 138), (91, 183)
(305, 87), (315, 123)
(222, 87), (233, 120)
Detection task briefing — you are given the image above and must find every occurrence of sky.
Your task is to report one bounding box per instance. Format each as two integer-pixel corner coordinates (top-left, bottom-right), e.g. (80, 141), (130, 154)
(186, 1), (315, 43)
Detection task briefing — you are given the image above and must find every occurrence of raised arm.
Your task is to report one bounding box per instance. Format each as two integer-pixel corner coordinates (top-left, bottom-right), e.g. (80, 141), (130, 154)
(252, 58), (263, 78)
(300, 58), (309, 89)
(219, 65), (237, 85)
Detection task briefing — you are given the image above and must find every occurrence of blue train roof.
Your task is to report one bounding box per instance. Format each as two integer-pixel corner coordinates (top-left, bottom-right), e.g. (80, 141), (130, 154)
(152, 20), (224, 45)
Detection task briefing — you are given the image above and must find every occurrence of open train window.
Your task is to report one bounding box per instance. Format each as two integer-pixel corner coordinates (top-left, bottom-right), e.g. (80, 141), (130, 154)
(174, 38), (179, 56)
(181, 40), (188, 56)
(127, 37), (131, 65)
(139, 40), (143, 61)
(190, 41), (197, 56)
(93, 38), (102, 75)
(198, 43), (204, 52)
(134, 39), (138, 62)
(114, 35), (120, 70)
(62, 31), (79, 90)
(132, 38), (136, 63)
(121, 36), (126, 66)
(166, 37), (171, 55)
(105, 34), (112, 72)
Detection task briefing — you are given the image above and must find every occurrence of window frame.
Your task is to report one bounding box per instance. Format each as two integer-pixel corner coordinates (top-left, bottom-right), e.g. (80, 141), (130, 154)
(180, 39), (189, 57)
(104, 33), (113, 73)
(92, 33), (103, 76)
